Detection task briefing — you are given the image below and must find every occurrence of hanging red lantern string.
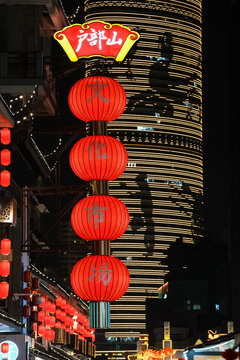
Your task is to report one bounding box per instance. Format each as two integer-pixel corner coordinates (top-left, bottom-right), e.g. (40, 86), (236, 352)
(68, 76), (126, 122)
(71, 255), (129, 302)
(69, 135), (128, 181)
(71, 195), (129, 241)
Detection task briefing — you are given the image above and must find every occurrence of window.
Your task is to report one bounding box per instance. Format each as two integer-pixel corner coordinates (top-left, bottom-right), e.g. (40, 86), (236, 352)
(145, 178), (154, 182)
(127, 162), (136, 167)
(193, 304), (201, 310)
(215, 304), (220, 311)
(137, 126), (155, 131)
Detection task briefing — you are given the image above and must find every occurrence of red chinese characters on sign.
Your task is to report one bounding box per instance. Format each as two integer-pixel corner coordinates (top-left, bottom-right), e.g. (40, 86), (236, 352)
(54, 21), (140, 62)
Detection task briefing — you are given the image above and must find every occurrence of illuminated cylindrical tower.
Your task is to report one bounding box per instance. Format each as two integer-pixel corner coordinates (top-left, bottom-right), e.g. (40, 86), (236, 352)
(84, 0), (203, 337)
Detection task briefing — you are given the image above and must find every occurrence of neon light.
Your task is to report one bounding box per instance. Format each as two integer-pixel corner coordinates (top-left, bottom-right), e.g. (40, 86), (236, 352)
(54, 20), (140, 62)
(0, 341), (19, 360)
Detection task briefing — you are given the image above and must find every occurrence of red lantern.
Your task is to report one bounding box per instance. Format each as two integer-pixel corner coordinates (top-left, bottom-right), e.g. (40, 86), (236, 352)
(50, 317), (56, 327)
(61, 311), (66, 322)
(23, 305), (31, 318)
(69, 135), (128, 181)
(61, 298), (66, 309)
(56, 296), (62, 307)
(0, 238), (11, 256)
(68, 76), (126, 122)
(55, 321), (61, 328)
(65, 303), (70, 313)
(50, 329), (55, 340)
(45, 314), (52, 325)
(50, 303), (56, 314)
(32, 277), (39, 290)
(69, 306), (75, 316)
(45, 328), (52, 340)
(23, 286), (31, 300)
(71, 255), (130, 301)
(0, 128), (11, 145)
(0, 170), (10, 187)
(23, 269), (31, 283)
(45, 301), (52, 312)
(38, 325), (45, 336)
(71, 195), (129, 241)
(0, 282), (9, 298)
(1, 342), (9, 353)
(56, 309), (62, 319)
(0, 260), (10, 277)
(0, 149), (11, 166)
(38, 311), (45, 322)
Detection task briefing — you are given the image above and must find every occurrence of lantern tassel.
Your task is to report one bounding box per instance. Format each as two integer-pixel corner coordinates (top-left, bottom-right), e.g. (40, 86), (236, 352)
(89, 301), (110, 329)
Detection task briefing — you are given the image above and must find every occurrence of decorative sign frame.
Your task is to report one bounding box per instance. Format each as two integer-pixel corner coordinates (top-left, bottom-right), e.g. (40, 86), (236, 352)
(54, 20), (140, 62)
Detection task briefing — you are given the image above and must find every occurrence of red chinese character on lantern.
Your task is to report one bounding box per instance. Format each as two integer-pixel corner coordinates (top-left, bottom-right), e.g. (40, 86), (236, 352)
(88, 263), (112, 285)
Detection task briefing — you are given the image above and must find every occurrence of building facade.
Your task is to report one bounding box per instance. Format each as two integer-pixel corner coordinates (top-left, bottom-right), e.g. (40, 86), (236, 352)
(84, 0), (203, 340)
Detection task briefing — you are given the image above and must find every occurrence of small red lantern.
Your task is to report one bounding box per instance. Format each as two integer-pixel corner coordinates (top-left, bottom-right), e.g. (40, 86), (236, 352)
(23, 269), (31, 283)
(38, 325), (45, 336)
(69, 305), (75, 316)
(69, 135), (128, 181)
(56, 309), (62, 319)
(45, 328), (52, 340)
(50, 303), (56, 314)
(38, 310), (45, 322)
(45, 300), (52, 312)
(23, 286), (31, 300)
(65, 303), (70, 313)
(0, 149), (11, 166)
(32, 277), (39, 290)
(56, 296), (62, 307)
(0, 260), (10, 277)
(45, 314), (52, 325)
(0, 238), (11, 255)
(61, 311), (66, 322)
(61, 298), (66, 309)
(1, 342), (9, 353)
(0, 170), (10, 187)
(55, 321), (61, 328)
(0, 128), (11, 145)
(68, 76), (126, 122)
(71, 255), (130, 301)
(23, 305), (31, 318)
(71, 195), (129, 241)
(0, 282), (9, 298)
(50, 330), (55, 340)
(50, 317), (56, 327)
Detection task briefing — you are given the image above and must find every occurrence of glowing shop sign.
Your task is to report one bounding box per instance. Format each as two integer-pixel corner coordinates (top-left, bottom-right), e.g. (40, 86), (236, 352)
(0, 340), (19, 360)
(54, 20), (140, 62)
